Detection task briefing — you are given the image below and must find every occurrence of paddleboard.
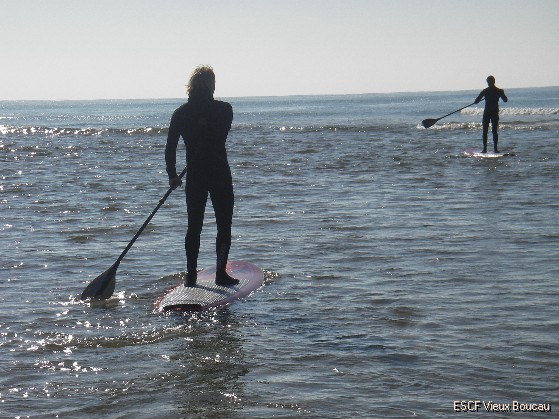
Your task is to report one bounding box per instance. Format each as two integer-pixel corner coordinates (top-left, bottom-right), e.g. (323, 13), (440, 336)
(464, 148), (515, 158)
(155, 260), (264, 312)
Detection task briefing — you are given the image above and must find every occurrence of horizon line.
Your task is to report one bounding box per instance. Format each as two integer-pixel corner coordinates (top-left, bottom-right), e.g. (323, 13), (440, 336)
(1, 85), (557, 102)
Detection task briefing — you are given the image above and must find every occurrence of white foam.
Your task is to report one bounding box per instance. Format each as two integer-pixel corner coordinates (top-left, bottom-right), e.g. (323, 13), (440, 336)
(462, 107), (559, 116)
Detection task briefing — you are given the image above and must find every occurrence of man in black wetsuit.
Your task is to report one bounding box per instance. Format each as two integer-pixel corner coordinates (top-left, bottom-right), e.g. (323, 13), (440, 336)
(474, 75), (508, 153)
(165, 65), (239, 287)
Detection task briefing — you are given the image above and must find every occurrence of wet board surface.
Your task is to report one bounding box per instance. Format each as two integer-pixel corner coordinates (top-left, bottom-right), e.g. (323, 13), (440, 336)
(155, 261), (264, 312)
(464, 148), (515, 158)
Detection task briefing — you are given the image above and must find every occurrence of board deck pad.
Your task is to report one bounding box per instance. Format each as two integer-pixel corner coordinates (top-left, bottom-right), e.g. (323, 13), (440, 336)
(464, 148), (515, 158)
(155, 261), (264, 312)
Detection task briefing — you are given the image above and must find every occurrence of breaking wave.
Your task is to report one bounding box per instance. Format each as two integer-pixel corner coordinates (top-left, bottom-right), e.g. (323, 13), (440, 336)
(462, 107), (559, 116)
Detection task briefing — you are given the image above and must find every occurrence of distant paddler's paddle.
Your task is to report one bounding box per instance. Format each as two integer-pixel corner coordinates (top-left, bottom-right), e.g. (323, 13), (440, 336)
(80, 167), (187, 300)
(421, 99), (482, 129)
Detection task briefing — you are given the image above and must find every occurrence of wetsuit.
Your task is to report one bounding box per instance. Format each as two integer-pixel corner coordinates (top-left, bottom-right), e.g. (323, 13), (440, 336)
(165, 95), (234, 279)
(475, 85), (508, 152)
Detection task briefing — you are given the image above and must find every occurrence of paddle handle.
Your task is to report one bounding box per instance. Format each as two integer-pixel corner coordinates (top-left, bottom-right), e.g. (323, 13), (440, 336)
(115, 167), (187, 265)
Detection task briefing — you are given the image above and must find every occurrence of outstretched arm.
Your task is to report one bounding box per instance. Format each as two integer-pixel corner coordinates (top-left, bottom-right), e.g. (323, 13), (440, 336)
(474, 91), (484, 104)
(501, 90), (508, 103)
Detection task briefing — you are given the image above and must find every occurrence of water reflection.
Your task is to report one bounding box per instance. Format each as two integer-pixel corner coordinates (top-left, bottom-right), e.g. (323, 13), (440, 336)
(167, 309), (248, 416)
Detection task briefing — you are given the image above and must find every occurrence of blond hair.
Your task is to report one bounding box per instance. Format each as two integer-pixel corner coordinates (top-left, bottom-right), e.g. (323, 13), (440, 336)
(187, 65), (215, 97)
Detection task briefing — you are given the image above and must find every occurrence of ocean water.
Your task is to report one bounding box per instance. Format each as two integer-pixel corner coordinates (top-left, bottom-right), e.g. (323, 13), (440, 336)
(1, 87), (558, 418)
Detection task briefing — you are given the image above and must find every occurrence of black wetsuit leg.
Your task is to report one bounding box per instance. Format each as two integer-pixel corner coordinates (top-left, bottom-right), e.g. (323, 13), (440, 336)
(184, 166), (234, 274)
(208, 167), (234, 273)
(483, 111), (500, 152)
(490, 113), (499, 152)
(482, 113), (490, 152)
(184, 171), (208, 276)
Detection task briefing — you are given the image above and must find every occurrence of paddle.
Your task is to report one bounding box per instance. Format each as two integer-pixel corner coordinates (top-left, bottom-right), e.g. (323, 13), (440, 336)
(421, 100), (482, 129)
(80, 167), (187, 300)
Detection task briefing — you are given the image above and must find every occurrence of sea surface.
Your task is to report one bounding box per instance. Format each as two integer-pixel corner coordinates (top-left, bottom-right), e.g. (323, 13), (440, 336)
(1, 87), (558, 418)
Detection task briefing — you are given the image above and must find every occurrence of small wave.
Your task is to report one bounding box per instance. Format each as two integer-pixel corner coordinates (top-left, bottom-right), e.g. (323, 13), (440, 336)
(68, 235), (94, 243)
(0, 125), (169, 137)
(417, 121), (558, 131)
(279, 125), (367, 133)
(232, 122), (398, 134)
(462, 107), (559, 116)
(417, 122), (480, 130)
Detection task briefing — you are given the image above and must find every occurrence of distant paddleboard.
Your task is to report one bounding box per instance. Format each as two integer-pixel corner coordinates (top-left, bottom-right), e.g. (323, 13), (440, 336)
(464, 148), (515, 158)
(155, 261), (264, 312)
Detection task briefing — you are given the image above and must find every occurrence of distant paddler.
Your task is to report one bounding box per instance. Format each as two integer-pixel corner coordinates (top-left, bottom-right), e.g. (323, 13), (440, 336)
(474, 75), (508, 153)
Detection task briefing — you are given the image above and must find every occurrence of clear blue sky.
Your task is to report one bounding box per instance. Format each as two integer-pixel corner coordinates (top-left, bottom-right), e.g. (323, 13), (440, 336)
(2, 0), (558, 99)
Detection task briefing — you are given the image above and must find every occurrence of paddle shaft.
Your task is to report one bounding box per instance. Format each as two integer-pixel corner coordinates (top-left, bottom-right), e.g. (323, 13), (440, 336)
(115, 167), (187, 265)
(422, 99), (483, 128)
(436, 101), (478, 121)
(80, 167), (187, 300)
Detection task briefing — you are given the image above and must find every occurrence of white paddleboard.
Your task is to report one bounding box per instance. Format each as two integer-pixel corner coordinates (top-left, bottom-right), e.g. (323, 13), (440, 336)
(155, 261), (264, 312)
(464, 148), (515, 158)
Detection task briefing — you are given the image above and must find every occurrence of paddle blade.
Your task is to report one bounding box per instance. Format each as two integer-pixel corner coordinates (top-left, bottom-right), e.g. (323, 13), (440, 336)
(80, 263), (118, 300)
(422, 118), (438, 129)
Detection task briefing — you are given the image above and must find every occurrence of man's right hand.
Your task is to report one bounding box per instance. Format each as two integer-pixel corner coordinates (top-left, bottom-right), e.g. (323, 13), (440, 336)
(169, 176), (183, 189)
